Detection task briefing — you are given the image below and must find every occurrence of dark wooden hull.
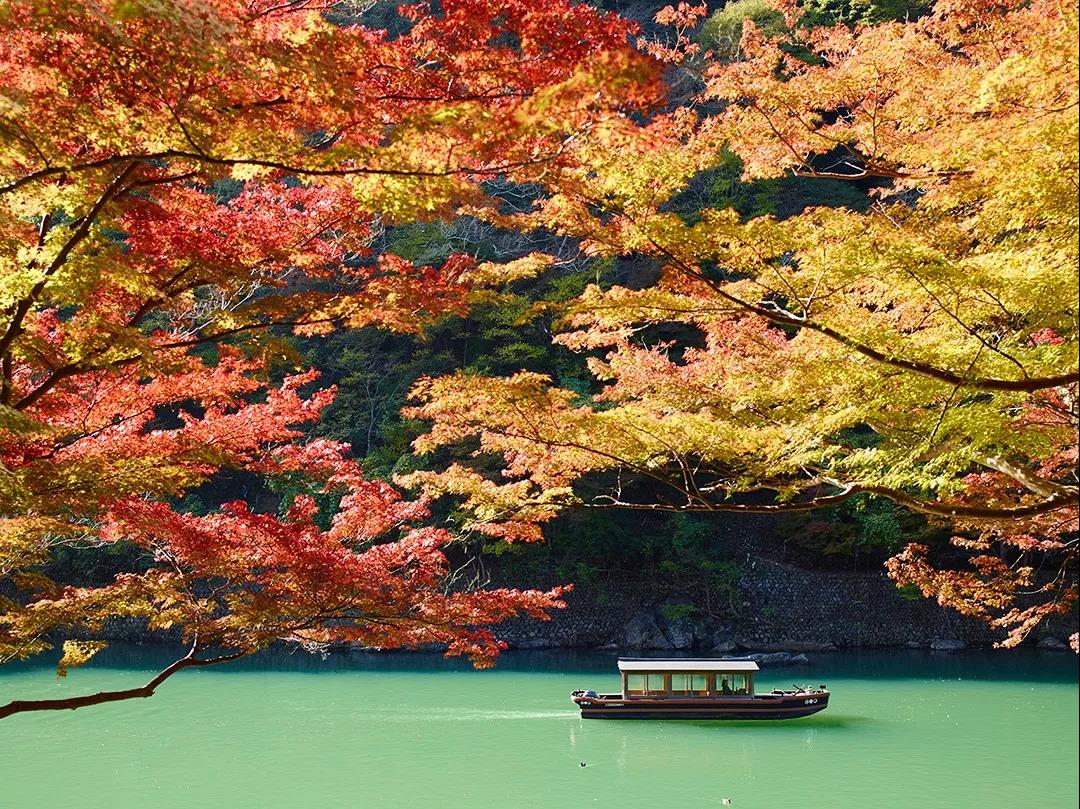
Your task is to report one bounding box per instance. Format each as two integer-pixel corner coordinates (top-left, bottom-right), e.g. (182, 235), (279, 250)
(571, 692), (829, 720)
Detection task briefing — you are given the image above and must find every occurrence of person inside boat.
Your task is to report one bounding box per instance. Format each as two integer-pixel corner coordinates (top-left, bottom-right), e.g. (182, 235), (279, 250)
(720, 677), (733, 695)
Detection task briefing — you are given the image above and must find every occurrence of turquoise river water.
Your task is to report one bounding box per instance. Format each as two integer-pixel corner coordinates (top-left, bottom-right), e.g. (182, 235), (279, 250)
(1, 646), (1077, 809)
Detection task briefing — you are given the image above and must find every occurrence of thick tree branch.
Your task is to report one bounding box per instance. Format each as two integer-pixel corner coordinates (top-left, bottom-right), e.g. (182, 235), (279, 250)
(584, 484), (1078, 520)
(0, 646), (246, 720)
(0, 146), (565, 196)
(586, 487), (861, 513)
(858, 486), (1078, 520)
(977, 455), (1079, 500)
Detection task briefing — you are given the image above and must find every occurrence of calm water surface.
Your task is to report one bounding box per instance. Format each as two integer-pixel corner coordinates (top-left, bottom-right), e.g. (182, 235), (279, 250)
(1, 646), (1076, 809)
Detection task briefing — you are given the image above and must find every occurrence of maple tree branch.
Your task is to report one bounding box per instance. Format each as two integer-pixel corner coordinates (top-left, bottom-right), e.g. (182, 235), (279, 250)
(249, 0), (344, 19)
(926, 349), (983, 446)
(857, 486), (1078, 520)
(900, 267), (1029, 376)
(469, 422), (719, 508)
(0, 156), (150, 194)
(741, 96), (971, 182)
(370, 90), (530, 103)
(0, 645), (247, 720)
(155, 318), (337, 350)
(14, 294), (165, 412)
(127, 171), (200, 188)
(11, 313), (336, 411)
(0, 354), (12, 406)
(13, 366), (83, 411)
(583, 484), (1078, 520)
(0, 164), (139, 361)
(977, 456), (1079, 500)
(0, 147), (564, 196)
(435, 415), (1079, 523)
(585, 487), (861, 513)
(522, 428), (1080, 520)
(641, 233), (1078, 393)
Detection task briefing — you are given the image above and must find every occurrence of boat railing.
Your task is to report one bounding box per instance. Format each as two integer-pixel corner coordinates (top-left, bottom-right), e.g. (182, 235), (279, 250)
(768, 685), (828, 696)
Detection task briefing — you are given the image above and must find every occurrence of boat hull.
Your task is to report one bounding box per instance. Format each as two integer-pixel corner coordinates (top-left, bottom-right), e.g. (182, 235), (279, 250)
(572, 692), (829, 720)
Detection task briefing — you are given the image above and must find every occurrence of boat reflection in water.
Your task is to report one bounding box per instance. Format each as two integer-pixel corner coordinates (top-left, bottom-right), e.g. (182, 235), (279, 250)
(571, 658), (830, 720)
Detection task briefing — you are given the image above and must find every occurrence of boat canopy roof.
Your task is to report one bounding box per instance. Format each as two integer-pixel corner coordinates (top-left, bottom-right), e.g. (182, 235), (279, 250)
(617, 658), (760, 673)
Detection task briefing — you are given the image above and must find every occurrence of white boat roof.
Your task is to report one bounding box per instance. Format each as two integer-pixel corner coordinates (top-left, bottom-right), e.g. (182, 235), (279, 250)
(617, 658), (760, 673)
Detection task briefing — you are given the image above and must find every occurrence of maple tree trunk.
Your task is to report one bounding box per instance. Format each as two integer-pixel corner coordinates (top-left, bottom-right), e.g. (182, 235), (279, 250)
(0, 648), (246, 720)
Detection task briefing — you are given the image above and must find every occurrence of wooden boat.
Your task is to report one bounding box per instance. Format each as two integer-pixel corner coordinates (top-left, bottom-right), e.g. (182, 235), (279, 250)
(570, 658), (830, 720)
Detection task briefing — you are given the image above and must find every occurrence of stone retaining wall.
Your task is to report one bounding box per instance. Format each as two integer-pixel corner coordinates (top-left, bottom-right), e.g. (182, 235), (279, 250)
(61, 554), (1078, 654)
(489, 556), (1078, 653)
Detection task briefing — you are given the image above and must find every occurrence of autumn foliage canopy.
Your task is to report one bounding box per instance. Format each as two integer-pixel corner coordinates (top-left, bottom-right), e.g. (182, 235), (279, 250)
(0, 0), (657, 717)
(1, 0), (1077, 720)
(405, 0), (1079, 648)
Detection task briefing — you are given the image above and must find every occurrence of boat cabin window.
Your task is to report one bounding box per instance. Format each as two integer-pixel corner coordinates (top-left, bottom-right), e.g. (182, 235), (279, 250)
(646, 673), (666, 695)
(670, 673), (709, 696)
(626, 674), (646, 696)
(625, 672), (672, 696)
(717, 674), (748, 695)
